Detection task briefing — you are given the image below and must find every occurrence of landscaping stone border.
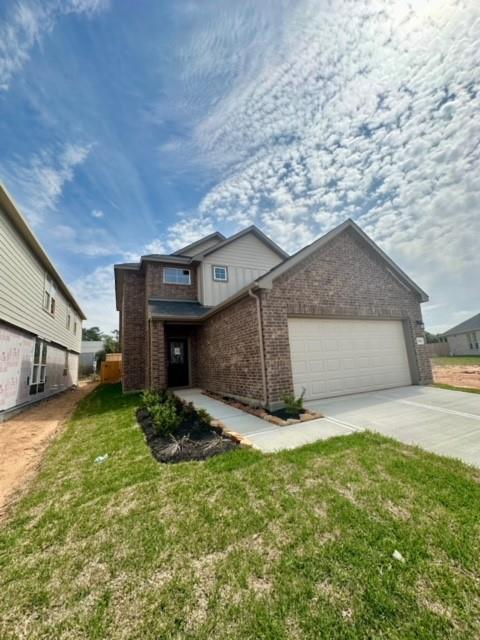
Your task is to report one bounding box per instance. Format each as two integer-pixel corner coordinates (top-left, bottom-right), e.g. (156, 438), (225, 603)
(203, 390), (323, 427)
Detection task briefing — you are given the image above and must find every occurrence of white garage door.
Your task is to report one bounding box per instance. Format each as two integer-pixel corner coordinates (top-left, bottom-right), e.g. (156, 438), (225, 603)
(288, 318), (412, 400)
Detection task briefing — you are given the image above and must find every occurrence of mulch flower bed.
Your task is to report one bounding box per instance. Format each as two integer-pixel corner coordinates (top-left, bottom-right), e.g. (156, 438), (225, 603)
(202, 391), (323, 427)
(137, 407), (239, 463)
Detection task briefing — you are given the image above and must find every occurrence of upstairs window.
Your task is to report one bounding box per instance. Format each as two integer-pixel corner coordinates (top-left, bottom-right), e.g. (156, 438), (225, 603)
(212, 265), (228, 282)
(43, 274), (56, 316)
(73, 318), (78, 336)
(66, 306), (72, 331)
(30, 339), (47, 395)
(164, 267), (191, 285)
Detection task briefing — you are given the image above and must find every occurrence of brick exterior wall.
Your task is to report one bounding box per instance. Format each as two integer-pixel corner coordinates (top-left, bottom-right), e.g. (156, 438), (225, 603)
(195, 296), (264, 403)
(145, 262), (197, 301)
(121, 227), (431, 403)
(149, 320), (166, 389)
(259, 227), (432, 406)
(121, 270), (147, 392)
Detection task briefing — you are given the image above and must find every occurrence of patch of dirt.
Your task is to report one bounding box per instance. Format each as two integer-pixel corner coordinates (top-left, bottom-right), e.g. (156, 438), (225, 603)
(0, 381), (98, 523)
(432, 364), (480, 389)
(137, 408), (239, 463)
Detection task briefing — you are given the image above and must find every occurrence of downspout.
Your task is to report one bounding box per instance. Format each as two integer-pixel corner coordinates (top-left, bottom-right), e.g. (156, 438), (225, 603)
(248, 287), (268, 407)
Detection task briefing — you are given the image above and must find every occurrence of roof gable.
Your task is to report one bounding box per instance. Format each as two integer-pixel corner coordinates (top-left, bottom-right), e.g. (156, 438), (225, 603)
(257, 219), (428, 302)
(172, 231), (225, 257)
(444, 312), (480, 336)
(194, 225), (289, 260)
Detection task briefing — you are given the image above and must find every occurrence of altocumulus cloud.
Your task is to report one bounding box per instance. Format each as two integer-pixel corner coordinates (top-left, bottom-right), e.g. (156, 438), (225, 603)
(153, 0), (478, 333)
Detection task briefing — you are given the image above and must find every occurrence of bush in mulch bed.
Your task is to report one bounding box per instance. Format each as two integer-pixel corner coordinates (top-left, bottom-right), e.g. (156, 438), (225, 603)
(137, 390), (238, 463)
(203, 387), (322, 426)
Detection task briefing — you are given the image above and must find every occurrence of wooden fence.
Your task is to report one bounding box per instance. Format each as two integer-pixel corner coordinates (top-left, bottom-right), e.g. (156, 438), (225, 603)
(425, 342), (450, 358)
(100, 354), (122, 383)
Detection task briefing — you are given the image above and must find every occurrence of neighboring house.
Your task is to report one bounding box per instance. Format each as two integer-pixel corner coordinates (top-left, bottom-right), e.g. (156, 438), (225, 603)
(0, 185), (86, 419)
(443, 313), (480, 355)
(79, 340), (105, 376)
(114, 220), (432, 409)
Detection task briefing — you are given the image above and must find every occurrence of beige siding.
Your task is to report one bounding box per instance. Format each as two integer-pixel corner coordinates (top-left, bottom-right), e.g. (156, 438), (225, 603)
(179, 236), (222, 257)
(447, 333), (480, 356)
(0, 205), (82, 353)
(200, 232), (283, 306)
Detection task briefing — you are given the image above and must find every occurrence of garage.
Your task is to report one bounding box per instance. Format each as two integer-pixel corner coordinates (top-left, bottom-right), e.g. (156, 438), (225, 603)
(288, 318), (412, 400)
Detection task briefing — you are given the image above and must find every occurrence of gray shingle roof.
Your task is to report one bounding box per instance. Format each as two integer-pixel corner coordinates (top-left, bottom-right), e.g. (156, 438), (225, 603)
(148, 299), (211, 318)
(444, 312), (480, 336)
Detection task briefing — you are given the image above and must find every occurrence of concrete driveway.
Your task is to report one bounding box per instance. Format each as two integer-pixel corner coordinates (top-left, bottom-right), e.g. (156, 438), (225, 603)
(306, 386), (480, 468)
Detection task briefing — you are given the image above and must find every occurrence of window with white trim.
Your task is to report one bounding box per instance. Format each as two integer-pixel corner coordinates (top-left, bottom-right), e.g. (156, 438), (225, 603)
(163, 267), (191, 285)
(73, 318), (78, 336)
(30, 339), (47, 395)
(43, 274), (56, 315)
(212, 265), (228, 282)
(66, 306), (72, 331)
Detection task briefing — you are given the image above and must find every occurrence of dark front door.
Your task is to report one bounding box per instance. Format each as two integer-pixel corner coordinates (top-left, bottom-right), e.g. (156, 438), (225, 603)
(167, 338), (189, 387)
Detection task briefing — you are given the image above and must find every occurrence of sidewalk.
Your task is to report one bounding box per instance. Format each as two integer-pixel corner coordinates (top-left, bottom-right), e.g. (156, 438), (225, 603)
(176, 388), (356, 453)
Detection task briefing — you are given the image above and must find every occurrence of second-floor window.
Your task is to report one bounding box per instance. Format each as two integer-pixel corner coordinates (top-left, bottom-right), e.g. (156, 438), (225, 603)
(73, 318), (78, 336)
(66, 306), (72, 331)
(212, 265), (228, 282)
(164, 267), (191, 285)
(43, 274), (56, 316)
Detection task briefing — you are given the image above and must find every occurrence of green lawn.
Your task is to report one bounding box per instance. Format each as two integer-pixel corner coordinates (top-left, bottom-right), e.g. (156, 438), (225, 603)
(432, 356), (480, 366)
(433, 383), (480, 395)
(1, 385), (480, 639)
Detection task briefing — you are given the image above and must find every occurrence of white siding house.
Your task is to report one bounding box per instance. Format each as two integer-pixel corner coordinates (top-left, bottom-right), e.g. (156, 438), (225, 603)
(0, 185), (85, 418)
(198, 231), (284, 306)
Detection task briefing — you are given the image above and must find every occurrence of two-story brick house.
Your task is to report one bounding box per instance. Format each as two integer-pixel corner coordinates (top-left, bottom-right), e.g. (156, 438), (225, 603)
(0, 185), (86, 419)
(115, 219), (432, 409)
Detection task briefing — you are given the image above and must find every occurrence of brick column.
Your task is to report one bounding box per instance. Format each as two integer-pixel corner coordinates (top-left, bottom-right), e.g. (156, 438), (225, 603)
(150, 319), (167, 390)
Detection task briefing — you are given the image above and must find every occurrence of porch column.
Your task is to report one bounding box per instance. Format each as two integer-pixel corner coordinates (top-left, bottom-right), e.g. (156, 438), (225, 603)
(150, 319), (167, 390)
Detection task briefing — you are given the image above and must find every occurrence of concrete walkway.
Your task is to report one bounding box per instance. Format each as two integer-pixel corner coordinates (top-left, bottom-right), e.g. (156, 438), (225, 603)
(306, 386), (480, 468)
(176, 389), (356, 453)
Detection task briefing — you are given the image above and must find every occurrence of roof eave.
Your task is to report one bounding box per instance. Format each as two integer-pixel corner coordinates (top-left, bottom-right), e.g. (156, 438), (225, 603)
(0, 184), (87, 320)
(193, 225), (289, 261)
(257, 218), (429, 302)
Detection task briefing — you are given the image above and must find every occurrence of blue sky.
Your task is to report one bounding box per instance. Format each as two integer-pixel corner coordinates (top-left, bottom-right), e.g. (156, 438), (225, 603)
(0, 0), (479, 333)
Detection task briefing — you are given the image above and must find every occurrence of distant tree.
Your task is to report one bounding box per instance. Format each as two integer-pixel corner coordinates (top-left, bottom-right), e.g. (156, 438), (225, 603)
(426, 332), (447, 344)
(82, 326), (103, 341)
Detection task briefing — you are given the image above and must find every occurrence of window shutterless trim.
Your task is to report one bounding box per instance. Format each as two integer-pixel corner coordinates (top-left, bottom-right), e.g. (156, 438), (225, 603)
(212, 265), (228, 282)
(163, 267), (192, 285)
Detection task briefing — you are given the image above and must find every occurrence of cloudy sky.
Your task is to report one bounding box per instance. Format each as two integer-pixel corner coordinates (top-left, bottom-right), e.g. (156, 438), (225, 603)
(0, 0), (479, 333)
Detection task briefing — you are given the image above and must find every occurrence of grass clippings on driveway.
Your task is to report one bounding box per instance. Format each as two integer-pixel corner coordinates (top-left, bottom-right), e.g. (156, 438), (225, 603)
(1, 384), (480, 639)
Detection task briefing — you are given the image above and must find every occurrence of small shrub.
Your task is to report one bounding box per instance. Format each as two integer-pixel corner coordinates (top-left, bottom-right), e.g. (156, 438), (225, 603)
(151, 399), (182, 436)
(141, 389), (161, 410)
(281, 388), (306, 416)
(196, 408), (213, 425)
(182, 401), (196, 421)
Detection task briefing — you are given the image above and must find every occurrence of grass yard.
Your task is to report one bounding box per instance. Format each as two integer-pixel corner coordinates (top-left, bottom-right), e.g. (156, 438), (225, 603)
(1, 385), (480, 639)
(432, 356), (480, 366)
(433, 383), (480, 395)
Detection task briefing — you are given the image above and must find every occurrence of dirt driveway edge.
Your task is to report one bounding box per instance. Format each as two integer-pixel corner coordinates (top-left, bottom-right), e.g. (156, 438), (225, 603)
(0, 381), (98, 523)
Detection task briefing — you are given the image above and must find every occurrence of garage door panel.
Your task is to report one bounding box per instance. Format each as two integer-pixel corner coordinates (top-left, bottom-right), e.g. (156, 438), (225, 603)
(288, 318), (412, 400)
